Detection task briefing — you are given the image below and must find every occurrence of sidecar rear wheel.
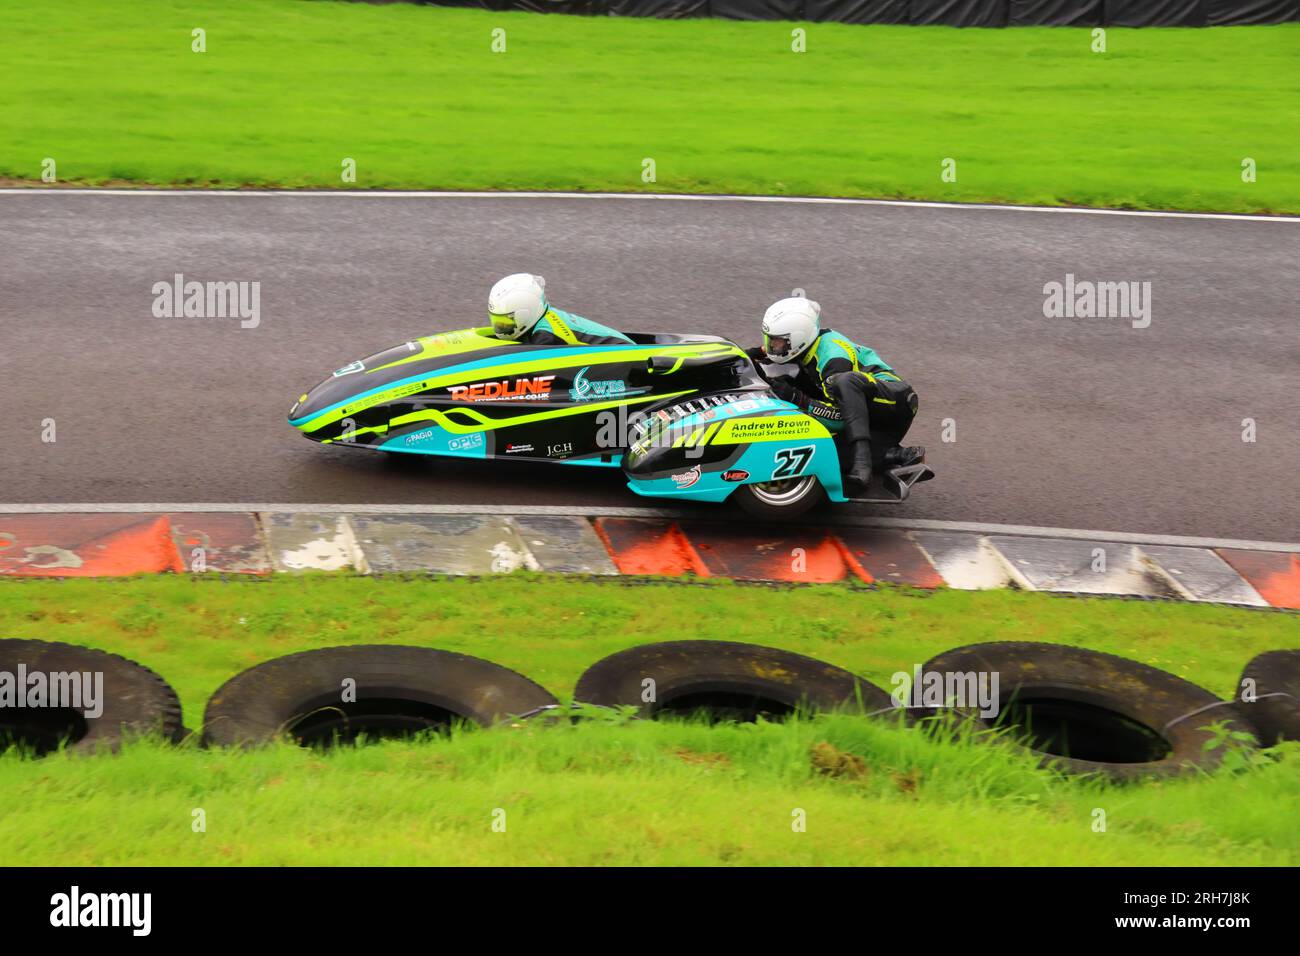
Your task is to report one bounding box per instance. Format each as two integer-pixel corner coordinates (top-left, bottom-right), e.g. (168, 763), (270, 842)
(732, 475), (825, 519)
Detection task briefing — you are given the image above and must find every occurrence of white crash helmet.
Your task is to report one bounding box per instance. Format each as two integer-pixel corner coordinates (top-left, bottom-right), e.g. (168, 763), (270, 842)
(488, 273), (548, 340)
(761, 296), (821, 361)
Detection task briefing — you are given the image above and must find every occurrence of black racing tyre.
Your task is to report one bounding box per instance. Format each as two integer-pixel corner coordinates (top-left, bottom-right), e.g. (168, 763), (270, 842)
(203, 645), (558, 748)
(573, 640), (891, 722)
(917, 642), (1257, 781)
(1235, 650), (1300, 746)
(731, 476), (827, 520)
(0, 639), (183, 756)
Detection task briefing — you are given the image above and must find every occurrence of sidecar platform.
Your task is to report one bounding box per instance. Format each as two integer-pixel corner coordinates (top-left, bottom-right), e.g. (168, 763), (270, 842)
(843, 463), (936, 504)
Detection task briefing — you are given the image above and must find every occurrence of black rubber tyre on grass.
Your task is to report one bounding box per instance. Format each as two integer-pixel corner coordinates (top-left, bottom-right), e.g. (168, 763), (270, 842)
(203, 645), (558, 748)
(1235, 649), (1300, 746)
(574, 640), (891, 722)
(917, 642), (1256, 781)
(0, 639), (183, 756)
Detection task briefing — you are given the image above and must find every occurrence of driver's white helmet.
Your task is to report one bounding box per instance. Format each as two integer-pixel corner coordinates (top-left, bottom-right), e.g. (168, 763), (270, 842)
(761, 296), (821, 361)
(488, 273), (548, 340)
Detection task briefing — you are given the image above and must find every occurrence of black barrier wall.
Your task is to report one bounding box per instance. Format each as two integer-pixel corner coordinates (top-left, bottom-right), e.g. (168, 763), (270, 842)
(414, 0), (1299, 23)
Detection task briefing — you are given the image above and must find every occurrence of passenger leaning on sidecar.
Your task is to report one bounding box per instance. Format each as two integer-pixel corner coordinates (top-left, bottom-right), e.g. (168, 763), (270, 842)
(748, 296), (925, 497)
(487, 274), (634, 347)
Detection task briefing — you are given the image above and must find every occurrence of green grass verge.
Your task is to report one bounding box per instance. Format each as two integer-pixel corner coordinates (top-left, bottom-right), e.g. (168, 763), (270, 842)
(3, 719), (1296, 866)
(3, 574), (1296, 721)
(0, 575), (1296, 866)
(5, 1), (1298, 212)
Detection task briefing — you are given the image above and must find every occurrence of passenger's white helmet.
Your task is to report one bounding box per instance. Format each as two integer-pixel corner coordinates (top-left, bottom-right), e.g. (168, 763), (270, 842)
(488, 273), (548, 340)
(761, 296), (821, 361)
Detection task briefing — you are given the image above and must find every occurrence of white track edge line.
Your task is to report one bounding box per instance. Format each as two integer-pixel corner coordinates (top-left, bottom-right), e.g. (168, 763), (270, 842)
(0, 188), (1295, 223)
(0, 503), (1295, 553)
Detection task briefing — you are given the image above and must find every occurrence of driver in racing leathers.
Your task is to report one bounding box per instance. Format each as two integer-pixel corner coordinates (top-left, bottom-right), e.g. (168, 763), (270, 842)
(748, 296), (924, 497)
(488, 274), (634, 346)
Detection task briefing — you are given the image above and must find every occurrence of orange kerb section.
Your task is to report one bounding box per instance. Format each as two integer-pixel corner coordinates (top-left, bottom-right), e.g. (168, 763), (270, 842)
(0, 514), (184, 577)
(682, 524), (868, 583)
(1216, 549), (1300, 609)
(835, 527), (944, 588)
(592, 518), (710, 577)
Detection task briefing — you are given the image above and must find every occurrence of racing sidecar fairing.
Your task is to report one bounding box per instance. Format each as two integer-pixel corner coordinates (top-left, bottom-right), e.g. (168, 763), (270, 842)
(289, 327), (932, 517)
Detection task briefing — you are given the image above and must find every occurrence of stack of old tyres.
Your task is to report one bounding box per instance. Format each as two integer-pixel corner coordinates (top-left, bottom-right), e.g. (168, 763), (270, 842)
(2, 639), (1295, 783)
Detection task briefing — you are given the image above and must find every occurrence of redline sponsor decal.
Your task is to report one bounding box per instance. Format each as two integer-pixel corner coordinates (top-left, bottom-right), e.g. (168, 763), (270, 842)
(504, 443), (535, 454)
(448, 375), (555, 402)
(671, 465), (702, 488)
(721, 469), (750, 482)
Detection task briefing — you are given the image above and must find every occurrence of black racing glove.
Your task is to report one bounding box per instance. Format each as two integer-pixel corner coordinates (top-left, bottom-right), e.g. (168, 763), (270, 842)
(748, 348), (810, 408)
(768, 377), (805, 407)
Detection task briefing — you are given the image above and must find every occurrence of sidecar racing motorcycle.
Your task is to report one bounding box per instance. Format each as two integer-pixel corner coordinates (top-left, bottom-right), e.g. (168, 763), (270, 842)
(289, 327), (933, 518)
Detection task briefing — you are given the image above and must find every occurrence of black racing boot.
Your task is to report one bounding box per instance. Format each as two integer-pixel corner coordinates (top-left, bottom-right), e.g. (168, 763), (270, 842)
(844, 440), (873, 496)
(883, 445), (926, 468)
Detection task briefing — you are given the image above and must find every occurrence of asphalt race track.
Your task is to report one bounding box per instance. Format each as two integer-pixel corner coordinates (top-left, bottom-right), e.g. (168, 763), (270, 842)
(1, 191), (1296, 540)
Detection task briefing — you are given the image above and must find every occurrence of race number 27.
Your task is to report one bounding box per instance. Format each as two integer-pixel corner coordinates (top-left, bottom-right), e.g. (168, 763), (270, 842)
(772, 445), (814, 479)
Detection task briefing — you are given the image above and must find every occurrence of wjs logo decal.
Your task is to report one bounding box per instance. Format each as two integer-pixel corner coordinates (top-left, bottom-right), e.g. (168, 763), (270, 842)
(569, 366), (641, 402)
(721, 469), (750, 482)
(50, 886), (152, 936)
(671, 465), (701, 488)
(448, 376), (555, 402)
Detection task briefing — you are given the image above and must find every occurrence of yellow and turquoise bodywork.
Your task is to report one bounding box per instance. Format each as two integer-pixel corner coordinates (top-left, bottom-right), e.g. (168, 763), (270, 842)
(290, 327), (851, 503)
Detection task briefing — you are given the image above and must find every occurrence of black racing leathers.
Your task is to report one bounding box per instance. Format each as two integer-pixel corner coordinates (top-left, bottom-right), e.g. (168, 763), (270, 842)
(749, 333), (918, 467)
